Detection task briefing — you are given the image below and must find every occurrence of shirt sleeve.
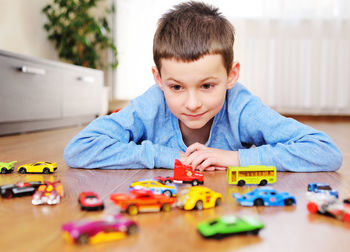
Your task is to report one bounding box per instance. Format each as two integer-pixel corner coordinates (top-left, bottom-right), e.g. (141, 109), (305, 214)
(236, 96), (343, 172)
(64, 92), (180, 169)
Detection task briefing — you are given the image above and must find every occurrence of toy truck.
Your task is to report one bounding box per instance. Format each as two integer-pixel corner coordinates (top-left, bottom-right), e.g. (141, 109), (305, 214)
(154, 159), (204, 186)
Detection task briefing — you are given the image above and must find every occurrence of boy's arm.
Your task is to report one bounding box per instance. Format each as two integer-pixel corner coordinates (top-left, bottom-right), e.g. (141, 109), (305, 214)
(237, 97), (343, 172)
(64, 101), (179, 170)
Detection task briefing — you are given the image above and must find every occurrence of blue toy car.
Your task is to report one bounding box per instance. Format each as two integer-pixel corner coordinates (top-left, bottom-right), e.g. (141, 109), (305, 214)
(307, 183), (338, 198)
(232, 187), (296, 207)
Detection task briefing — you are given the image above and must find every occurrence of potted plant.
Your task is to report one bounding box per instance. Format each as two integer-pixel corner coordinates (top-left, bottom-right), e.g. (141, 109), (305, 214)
(42, 0), (117, 70)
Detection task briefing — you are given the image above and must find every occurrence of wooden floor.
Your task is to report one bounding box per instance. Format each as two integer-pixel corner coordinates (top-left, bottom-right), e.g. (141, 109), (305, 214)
(0, 117), (350, 252)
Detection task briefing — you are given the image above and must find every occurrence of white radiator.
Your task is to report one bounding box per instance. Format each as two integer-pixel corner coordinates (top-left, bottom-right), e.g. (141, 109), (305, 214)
(234, 19), (350, 115)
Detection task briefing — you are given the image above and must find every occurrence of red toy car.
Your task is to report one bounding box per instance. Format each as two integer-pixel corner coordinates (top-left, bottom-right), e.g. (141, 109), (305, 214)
(155, 159), (204, 186)
(79, 192), (104, 211)
(110, 189), (176, 215)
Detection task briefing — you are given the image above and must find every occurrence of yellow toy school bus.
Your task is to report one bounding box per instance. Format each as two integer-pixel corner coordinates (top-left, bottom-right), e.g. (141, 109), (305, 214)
(227, 165), (277, 186)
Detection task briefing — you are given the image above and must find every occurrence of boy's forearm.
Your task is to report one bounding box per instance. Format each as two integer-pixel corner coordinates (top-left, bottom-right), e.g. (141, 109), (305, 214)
(65, 136), (180, 169)
(238, 136), (343, 172)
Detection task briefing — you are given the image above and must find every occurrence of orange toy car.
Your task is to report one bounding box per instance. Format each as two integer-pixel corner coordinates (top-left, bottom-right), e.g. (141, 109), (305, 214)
(32, 181), (64, 205)
(110, 189), (175, 215)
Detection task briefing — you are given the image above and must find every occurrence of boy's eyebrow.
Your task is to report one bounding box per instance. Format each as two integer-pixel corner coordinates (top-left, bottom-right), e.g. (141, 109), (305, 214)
(165, 76), (219, 84)
(165, 77), (183, 84)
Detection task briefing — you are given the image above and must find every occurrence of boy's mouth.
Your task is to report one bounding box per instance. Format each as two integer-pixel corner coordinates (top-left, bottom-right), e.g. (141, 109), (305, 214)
(183, 112), (206, 119)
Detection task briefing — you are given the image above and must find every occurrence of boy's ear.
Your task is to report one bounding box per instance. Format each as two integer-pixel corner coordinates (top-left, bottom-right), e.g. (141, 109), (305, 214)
(152, 66), (163, 90)
(227, 61), (240, 89)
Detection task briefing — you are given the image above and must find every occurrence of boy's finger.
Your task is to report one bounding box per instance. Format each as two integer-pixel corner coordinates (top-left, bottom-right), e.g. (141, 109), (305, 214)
(215, 167), (227, 171)
(203, 166), (215, 171)
(185, 142), (204, 156)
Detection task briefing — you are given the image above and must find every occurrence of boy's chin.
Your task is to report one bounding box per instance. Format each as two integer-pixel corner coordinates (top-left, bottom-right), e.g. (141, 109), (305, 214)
(181, 120), (209, 130)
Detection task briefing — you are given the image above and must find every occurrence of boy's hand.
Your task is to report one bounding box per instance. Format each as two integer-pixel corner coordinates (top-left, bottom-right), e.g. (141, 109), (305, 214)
(179, 151), (186, 163)
(183, 143), (240, 171)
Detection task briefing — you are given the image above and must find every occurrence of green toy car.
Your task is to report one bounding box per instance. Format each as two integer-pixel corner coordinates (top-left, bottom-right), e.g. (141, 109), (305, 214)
(0, 161), (17, 174)
(197, 215), (264, 239)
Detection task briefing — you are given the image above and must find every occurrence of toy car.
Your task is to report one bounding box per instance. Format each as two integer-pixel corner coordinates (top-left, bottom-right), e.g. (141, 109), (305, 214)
(307, 183), (338, 198)
(0, 181), (43, 198)
(110, 189), (176, 215)
(0, 161), (17, 174)
(307, 193), (350, 223)
(79, 192), (104, 211)
(233, 187), (296, 207)
(62, 214), (138, 245)
(32, 181), (64, 205)
(155, 159), (204, 186)
(227, 165), (276, 186)
(129, 179), (177, 197)
(197, 215), (264, 239)
(176, 186), (223, 211)
(17, 161), (57, 174)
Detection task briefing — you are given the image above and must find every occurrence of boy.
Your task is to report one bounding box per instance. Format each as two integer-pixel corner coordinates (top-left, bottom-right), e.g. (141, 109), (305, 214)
(64, 1), (342, 172)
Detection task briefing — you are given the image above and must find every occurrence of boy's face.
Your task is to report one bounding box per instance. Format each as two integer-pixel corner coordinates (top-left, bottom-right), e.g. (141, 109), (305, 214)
(153, 54), (239, 130)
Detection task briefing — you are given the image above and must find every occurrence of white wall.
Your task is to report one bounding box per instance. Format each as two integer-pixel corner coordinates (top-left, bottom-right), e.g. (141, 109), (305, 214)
(0, 0), (58, 61)
(0, 0), (111, 63)
(113, 0), (350, 115)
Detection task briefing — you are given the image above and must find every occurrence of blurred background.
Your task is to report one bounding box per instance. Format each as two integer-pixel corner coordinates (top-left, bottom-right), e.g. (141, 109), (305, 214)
(1, 0), (349, 115)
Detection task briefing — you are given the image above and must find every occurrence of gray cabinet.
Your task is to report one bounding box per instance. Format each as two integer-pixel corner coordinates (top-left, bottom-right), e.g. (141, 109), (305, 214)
(0, 49), (104, 135)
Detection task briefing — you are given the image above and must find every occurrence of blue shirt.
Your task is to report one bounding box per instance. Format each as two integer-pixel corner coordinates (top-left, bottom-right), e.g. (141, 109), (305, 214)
(64, 83), (342, 172)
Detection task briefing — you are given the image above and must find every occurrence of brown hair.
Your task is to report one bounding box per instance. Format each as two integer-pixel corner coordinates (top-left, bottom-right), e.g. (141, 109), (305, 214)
(153, 1), (235, 75)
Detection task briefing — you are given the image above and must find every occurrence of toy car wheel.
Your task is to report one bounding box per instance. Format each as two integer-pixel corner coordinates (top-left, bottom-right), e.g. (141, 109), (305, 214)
(43, 168), (50, 174)
(18, 167), (26, 174)
(1, 168), (7, 174)
(77, 234), (89, 245)
(3, 190), (13, 198)
(237, 180), (245, 186)
(127, 224), (138, 235)
(215, 198), (222, 206)
(192, 180), (199, 186)
(248, 229), (260, 235)
(214, 233), (223, 239)
(253, 198), (264, 206)
(127, 205), (139, 216)
(195, 200), (204, 210)
(163, 190), (172, 197)
(306, 202), (318, 213)
(259, 179), (267, 186)
(161, 203), (171, 212)
(284, 198), (294, 206)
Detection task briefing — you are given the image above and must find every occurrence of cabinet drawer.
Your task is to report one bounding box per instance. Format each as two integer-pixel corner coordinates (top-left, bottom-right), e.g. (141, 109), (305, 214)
(62, 69), (103, 117)
(0, 55), (62, 122)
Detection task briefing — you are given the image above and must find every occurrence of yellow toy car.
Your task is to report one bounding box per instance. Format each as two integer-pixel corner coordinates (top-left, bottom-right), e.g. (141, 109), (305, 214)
(129, 179), (177, 197)
(17, 161), (57, 174)
(176, 186), (223, 210)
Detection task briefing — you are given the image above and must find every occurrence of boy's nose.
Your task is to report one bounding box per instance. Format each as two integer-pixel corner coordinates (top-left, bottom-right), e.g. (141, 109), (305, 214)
(185, 92), (202, 111)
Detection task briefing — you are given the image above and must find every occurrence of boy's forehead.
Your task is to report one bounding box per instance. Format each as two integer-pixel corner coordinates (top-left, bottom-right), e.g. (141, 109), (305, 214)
(159, 54), (227, 78)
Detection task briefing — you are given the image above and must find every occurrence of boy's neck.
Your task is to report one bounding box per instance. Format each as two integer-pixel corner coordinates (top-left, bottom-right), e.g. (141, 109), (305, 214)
(179, 119), (213, 146)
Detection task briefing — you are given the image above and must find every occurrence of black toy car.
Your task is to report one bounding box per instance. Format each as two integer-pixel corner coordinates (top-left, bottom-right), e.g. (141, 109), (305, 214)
(0, 181), (43, 198)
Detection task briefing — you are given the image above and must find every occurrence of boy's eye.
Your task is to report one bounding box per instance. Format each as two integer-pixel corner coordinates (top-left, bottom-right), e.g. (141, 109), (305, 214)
(202, 83), (213, 89)
(170, 84), (183, 91)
